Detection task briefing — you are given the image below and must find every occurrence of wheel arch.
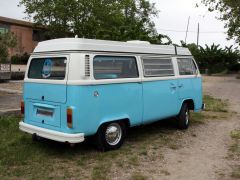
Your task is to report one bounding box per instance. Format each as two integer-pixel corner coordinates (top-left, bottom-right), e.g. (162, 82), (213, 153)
(97, 117), (131, 133)
(182, 99), (195, 111)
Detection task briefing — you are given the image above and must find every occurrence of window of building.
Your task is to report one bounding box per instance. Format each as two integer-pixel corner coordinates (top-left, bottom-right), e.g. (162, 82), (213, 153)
(28, 57), (67, 80)
(177, 58), (197, 75)
(93, 56), (139, 79)
(142, 58), (174, 77)
(0, 24), (9, 35)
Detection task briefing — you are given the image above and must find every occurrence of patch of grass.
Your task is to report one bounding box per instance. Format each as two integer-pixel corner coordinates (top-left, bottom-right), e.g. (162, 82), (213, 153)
(139, 150), (148, 156)
(91, 162), (109, 180)
(0, 115), (178, 179)
(231, 130), (240, 140)
(229, 130), (240, 155)
(192, 95), (230, 124)
(160, 169), (171, 176)
(131, 173), (147, 180)
(128, 155), (139, 166)
(229, 130), (240, 179)
(204, 95), (228, 112)
(168, 143), (180, 150)
(191, 112), (205, 124)
(231, 166), (240, 179)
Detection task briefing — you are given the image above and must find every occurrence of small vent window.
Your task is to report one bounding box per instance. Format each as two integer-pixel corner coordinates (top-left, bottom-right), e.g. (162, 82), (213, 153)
(85, 55), (90, 77)
(177, 58), (197, 75)
(142, 58), (174, 77)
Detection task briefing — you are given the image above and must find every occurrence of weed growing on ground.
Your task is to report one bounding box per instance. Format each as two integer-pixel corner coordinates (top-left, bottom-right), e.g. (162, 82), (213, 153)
(204, 95), (228, 112)
(229, 130), (240, 179)
(130, 172), (147, 180)
(191, 95), (229, 124)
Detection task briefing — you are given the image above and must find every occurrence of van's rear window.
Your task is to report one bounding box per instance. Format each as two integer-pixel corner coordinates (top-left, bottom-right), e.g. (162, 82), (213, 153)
(28, 57), (66, 80)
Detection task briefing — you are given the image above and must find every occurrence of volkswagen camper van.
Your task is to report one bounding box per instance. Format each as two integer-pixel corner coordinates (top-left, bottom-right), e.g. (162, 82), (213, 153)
(19, 38), (204, 150)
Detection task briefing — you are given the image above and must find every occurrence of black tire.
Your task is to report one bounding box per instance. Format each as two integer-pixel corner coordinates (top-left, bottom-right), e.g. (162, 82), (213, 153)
(96, 121), (126, 151)
(177, 103), (190, 129)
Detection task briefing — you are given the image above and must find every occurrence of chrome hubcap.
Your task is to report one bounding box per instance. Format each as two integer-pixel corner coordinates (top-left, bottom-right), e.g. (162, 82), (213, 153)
(185, 111), (189, 125)
(105, 123), (122, 146)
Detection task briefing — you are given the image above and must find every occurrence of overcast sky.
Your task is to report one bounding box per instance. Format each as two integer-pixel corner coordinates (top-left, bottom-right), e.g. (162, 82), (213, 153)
(0, 0), (237, 48)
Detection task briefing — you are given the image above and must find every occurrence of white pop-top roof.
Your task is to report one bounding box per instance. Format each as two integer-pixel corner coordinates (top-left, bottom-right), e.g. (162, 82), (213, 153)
(34, 38), (191, 56)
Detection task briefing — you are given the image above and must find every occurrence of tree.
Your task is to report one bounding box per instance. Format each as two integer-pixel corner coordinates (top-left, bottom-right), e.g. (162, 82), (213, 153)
(200, 0), (240, 44)
(223, 45), (240, 71)
(185, 42), (240, 73)
(19, 0), (171, 44)
(0, 32), (17, 63)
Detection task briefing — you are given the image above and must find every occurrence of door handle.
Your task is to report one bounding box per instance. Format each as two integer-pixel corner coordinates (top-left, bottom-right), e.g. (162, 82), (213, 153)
(170, 83), (177, 89)
(178, 84), (183, 88)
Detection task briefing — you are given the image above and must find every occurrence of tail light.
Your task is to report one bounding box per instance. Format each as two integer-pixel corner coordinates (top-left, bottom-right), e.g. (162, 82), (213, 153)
(67, 107), (73, 128)
(21, 101), (24, 115)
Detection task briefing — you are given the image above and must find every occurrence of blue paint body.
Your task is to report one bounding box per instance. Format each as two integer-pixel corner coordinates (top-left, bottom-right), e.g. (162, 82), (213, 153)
(23, 77), (203, 137)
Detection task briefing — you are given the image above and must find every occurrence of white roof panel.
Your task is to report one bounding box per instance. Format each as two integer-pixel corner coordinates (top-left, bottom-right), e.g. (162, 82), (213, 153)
(176, 47), (192, 56)
(34, 38), (191, 56)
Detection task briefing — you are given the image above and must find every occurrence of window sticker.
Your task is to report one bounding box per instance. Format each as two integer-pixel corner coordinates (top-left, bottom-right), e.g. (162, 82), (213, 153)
(42, 58), (52, 78)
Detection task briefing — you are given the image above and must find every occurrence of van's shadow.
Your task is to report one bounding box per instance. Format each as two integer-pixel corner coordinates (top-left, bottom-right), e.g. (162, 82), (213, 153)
(33, 117), (180, 155)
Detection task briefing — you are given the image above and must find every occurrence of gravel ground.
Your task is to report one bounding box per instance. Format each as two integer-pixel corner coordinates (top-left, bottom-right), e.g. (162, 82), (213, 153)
(159, 75), (240, 180)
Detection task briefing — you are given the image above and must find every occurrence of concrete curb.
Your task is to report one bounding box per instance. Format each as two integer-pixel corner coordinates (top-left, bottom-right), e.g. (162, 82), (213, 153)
(0, 88), (22, 94)
(0, 108), (21, 116)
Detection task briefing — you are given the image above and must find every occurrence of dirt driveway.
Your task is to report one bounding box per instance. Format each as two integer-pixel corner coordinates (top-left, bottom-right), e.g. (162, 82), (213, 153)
(160, 75), (240, 180)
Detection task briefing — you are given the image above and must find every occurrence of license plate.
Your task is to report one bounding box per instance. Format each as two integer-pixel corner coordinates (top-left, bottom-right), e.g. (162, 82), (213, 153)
(36, 108), (53, 117)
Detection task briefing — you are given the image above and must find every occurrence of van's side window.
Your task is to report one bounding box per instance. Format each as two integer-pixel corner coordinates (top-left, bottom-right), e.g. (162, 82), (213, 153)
(93, 56), (138, 79)
(142, 58), (174, 77)
(177, 58), (197, 75)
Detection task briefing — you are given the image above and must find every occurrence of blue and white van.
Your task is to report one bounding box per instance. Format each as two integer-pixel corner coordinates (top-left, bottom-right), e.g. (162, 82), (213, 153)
(19, 38), (204, 150)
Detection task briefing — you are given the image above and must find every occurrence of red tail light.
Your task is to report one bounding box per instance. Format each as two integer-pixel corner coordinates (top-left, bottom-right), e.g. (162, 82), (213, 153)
(67, 108), (73, 128)
(21, 101), (24, 115)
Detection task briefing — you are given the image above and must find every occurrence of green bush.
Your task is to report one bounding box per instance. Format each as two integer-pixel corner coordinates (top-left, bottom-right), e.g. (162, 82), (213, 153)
(11, 53), (30, 64)
(186, 43), (240, 74)
(0, 32), (17, 63)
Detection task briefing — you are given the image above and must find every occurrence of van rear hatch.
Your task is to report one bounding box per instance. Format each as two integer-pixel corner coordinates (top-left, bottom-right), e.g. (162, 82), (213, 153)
(24, 56), (68, 128)
(25, 56), (67, 103)
(24, 83), (67, 103)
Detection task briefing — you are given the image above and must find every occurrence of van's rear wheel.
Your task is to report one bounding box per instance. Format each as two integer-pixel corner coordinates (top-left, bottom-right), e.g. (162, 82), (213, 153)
(177, 103), (190, 129)
(96, 122), (126, 151)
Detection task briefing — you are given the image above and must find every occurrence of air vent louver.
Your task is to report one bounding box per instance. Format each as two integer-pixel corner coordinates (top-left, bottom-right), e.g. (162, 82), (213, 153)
(85, 55), (90, 77)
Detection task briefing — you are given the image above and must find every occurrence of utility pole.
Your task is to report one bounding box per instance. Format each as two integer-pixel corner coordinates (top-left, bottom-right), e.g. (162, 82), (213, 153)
(197, 23), (200, 47)
(185, 16), (190, 44)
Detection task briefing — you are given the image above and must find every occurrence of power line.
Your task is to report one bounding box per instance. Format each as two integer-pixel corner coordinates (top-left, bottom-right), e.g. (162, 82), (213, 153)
(156, 28), (225, 34)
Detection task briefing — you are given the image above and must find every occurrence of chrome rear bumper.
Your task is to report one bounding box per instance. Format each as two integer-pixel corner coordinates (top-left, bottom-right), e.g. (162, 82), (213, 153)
(19, 121), (84, 143)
